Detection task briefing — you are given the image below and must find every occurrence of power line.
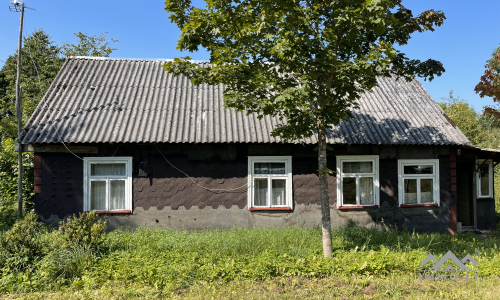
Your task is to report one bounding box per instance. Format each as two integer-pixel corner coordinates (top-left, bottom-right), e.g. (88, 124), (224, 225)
(23, 29), (86, 161)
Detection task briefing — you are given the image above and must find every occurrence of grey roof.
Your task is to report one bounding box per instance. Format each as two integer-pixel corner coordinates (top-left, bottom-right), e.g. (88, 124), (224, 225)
(21, 57), (471, 146)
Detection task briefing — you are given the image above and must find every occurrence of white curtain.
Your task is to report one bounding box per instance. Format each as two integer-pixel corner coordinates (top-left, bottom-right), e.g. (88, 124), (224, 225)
(110, 180), (126, 210)
(271, 179), (286, 205)
(360, 177), (374, 205)
(254, 163), (285, 174)
(90, 181), (106, 210)
(420, 179), (433, 203)
(91, 163), (126, 176)
(343, 162), (372, 174)
(254, 179), (268, 206)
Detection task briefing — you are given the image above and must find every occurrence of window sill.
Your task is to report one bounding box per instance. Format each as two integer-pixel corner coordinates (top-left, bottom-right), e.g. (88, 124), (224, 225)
(338, 205), (379, 209)
(249, 207), (292, 211)
(85, 210), (132, 214)
(400, 204), (438, 208)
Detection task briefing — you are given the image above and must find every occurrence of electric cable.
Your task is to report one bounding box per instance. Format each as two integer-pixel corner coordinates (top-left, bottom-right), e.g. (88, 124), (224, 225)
(24, 31), (245, 192)
(23, 29), (85, 161)
(153, 145), (248, 191)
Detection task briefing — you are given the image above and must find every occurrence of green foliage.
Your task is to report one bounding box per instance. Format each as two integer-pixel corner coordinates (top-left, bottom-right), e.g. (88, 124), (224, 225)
(0, 29), (117, 224)
(0, 225), (499, 293)
(0, 29), (63, 139)
(62, 32), (118, 57)
(439, 93), (500, 217)
(58, 211), (107, 251)
(164, 1), (446, 255)
(0, 211), (42, 271)
(164, 0), (446, 141)
(439, 92), (500, 148)
(475, 43), (500, 103)
(37, 244), (96, 282)
(0, 139), (34, 229)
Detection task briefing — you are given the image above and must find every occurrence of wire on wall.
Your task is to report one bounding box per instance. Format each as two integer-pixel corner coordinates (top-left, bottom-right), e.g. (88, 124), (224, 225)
(24, 32), (246, 192)
(152, 145), (248, 192)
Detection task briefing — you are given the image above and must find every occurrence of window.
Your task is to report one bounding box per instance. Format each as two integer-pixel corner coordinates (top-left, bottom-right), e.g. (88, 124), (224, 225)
(83, 157), (132, 213)
(248, 156), (292, 210)
(336, 156), (379, 208)
(476, 159), (493, 198)
(398, 159), (439, 206)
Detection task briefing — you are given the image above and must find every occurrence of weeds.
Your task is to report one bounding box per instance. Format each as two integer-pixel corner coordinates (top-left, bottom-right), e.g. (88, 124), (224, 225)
(0, 224), (499, 295)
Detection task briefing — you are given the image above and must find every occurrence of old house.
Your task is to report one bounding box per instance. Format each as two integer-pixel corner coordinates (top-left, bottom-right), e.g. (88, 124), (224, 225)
(20, 57), (498, 233)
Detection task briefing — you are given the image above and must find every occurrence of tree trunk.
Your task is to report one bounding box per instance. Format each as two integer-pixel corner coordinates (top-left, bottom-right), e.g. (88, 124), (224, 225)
(317, 119), (333, 257)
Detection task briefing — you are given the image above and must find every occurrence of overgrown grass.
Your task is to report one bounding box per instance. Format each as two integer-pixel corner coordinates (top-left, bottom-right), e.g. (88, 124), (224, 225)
(1, 224), (499, 296)
(5, 275), (500, 299)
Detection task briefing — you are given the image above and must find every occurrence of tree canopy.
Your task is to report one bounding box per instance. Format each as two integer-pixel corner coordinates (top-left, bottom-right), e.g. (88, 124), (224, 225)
(165, 0), (446, 257)
(475, 43), (500, 104)
(0, 28), (118, 220)
(0, 29), (63, 140)
(0, 29), (118, 141)
(62, 32), (118, 57)
(439, 92), (500, 148)
(165, 0), (445, 140)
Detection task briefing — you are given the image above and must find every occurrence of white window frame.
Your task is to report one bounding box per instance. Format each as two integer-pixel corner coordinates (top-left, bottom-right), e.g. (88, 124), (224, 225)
(247, 156), (293, 210)
(398, 159), (440, 206)
(83, 157), (133, 212)
(476, 159), (493, 199)
(336, 155), (380, 207)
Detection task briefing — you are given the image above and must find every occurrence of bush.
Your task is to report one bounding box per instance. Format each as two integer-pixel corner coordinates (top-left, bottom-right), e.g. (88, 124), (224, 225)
(37, 244), (96, 281)
(58, 211), (107, 251)
(0, 211), (43, 270)
(0, 198), (16, 231)
(0, 139), (35, 223)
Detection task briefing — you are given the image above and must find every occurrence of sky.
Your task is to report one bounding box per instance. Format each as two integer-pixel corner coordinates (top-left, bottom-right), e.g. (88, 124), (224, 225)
(1, 0), (499, 112)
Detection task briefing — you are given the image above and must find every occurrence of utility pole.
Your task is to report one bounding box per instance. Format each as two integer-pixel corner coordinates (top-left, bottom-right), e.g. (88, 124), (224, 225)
(9, 0), (27, 219)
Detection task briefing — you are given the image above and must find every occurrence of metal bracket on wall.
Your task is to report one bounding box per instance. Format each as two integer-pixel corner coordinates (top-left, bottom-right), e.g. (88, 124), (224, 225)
(474, 153), (495, 173)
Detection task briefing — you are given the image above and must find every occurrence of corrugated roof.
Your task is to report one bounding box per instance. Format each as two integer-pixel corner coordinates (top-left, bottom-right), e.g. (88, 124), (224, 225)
(21, 57), (471, 145)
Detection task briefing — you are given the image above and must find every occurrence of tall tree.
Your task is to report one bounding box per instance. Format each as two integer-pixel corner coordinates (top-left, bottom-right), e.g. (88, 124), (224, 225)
(439, 92), (500, 148)
(0, 28), (118, 220)
(164, 0), (445, 257)
(62, 32), (118, 57)
(475, 44), (500, 104)
(0, 29), (63, 140)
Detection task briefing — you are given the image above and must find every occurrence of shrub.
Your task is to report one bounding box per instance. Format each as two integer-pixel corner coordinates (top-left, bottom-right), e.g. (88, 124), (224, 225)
(0, 139), (35, 221)
(58, 211), (107, 251)
(37, 244), (96, 281)
(0, 198), (17, 231)
(0, 211), (43, 270)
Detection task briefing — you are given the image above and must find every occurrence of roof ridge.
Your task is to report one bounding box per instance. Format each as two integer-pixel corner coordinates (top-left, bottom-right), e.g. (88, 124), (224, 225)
(69, 56), (211, 63)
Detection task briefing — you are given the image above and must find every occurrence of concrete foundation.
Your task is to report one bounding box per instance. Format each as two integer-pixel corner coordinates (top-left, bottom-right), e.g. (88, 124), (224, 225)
(40, 201), (450, 233)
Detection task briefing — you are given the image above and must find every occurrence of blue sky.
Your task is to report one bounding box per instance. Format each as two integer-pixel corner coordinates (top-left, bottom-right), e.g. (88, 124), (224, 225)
(1, 0), (499, 111)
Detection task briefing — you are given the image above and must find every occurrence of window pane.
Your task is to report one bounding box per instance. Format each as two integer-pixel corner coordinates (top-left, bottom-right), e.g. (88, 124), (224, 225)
(343, 162), (372, 173)
(420, 179), (433, 203)
(254, 163), (285, 174)
(404, 165), (433, 175)
(110, 180), (126, 210)
(480, 164), (490, 196)
(342, 178), (356, 205)
(360, 177), (374, 205)
(90, 181), (106, 211)
(254, 179), (268, 206)
(271, 179), (286, 206)
(91, 163), (126, 176)
(404, 179), (418, 204)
